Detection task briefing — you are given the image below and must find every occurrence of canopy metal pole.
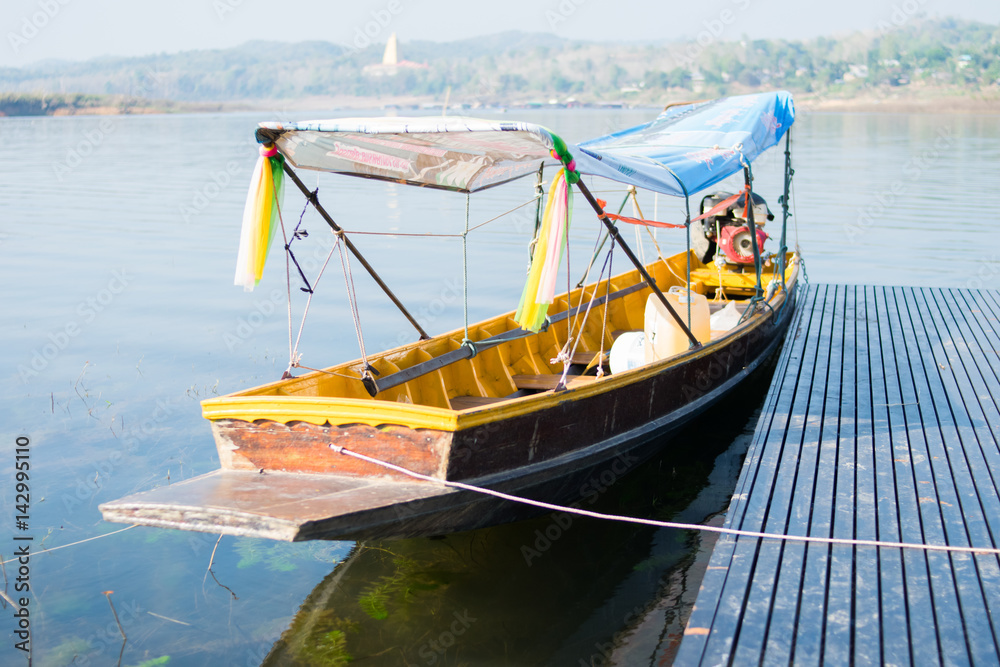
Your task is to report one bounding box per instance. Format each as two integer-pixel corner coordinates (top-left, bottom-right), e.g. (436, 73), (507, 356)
(742, 165), (764, 300)
(280, 160), (430, 340)
(778, 129), (793, 287)
(573, 178), (701, 349)
(530, 163), (545, 258)
(684, 195), (692, 331)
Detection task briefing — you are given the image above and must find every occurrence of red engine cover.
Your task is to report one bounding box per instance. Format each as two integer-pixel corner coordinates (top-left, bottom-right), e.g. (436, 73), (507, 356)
(718, 225), (767, 264)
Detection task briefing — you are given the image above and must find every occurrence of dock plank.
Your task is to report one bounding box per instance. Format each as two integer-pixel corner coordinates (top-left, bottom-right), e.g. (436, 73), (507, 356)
(824, 284), (859, 666)
(882, 287), (942, 665)
(675, 285), (1000, 665)
(852, 285), (883, 666)
(868, 285), (912, 666)
(793, 283), (844, 664)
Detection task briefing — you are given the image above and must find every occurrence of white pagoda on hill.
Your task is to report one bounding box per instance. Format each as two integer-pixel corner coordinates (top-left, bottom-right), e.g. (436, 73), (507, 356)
(364, 33), (429, 77)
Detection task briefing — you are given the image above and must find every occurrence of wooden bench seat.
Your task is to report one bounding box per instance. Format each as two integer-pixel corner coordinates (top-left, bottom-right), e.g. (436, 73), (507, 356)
(569, 350), (608, 366)
(449, 373), (603, 409)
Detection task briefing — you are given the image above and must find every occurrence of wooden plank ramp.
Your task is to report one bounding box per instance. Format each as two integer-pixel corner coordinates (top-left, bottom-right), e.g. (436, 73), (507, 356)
(676, 284), (1000, 665)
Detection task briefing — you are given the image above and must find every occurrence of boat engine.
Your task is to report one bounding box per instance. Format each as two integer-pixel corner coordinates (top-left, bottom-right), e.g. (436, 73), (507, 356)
(691, 191), (774, 265)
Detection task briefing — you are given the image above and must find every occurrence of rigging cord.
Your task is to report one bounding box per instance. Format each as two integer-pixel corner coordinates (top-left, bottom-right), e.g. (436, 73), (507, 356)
(787, 130), (805, 285)
(556, 223), (618, 386)
(276, 194), (295, 369)
(714, 219), (728, 302)
(329, 445), (1000, 557)
(631, 186), (645, 266)
(278, 195), (328, 376)
(790, 176), (808, 286)
(626, 190), (696, 296)
(596, 234), (616, 378)
(567, 219), (613, 341)
(292, 362), (364, 381)
(338, 236), (373, 377)
(551, 184), (575, 375)
(276, 192), (344, 376)
(462, 193), (471, 346)
(288, 237), (340, 373)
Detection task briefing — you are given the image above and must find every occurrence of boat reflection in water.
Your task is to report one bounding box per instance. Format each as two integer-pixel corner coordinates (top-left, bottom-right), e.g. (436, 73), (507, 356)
(259, 365), (772, 667)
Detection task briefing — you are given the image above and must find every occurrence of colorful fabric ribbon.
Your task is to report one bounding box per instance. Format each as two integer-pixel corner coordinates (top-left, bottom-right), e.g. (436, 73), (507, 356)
(234, 144), (285, 291)
(515, 168), (573, 332)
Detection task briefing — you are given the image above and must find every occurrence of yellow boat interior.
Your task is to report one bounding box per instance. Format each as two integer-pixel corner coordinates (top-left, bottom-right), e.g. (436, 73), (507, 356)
(202, 250), (798, 425)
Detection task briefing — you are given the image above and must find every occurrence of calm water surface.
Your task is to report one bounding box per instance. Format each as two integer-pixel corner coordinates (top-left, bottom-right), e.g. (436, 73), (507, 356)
(2, 108), (999, 666)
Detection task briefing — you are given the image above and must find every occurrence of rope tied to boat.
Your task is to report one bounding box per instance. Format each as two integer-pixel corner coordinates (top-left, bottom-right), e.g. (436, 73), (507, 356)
(328, 444), (1000, 557)
(337, 238), (376, 385)
(286, 236), (341, 376)
(594, 197), (687, 230)
(461, 192), (471, 346)
(551, 225), (618, 386)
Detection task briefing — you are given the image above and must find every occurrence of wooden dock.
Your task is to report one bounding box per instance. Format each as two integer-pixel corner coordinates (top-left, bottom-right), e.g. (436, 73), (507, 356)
(676, 284), (1000, 665)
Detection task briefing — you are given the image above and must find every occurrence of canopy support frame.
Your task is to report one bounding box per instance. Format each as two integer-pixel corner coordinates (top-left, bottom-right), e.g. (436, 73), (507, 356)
(573, 179), (701, 350)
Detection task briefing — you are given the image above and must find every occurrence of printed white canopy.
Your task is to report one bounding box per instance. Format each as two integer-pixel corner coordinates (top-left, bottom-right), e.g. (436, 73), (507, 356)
(256, 91), (794, 198)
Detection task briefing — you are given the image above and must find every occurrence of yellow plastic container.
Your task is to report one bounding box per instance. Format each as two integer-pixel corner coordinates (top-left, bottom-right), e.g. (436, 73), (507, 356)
(644, 287), (710, 362)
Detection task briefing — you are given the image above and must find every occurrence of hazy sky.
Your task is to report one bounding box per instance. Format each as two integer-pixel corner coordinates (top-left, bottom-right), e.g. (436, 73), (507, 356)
(3, 0), (999, 68)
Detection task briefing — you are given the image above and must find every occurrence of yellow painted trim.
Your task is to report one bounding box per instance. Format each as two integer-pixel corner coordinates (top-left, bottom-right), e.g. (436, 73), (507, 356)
(201, 396), (460, 430)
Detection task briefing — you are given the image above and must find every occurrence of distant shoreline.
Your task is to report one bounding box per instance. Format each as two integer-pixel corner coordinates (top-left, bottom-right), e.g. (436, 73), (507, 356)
(1, 91), (997, 118)
(796, 92), (1000, 114)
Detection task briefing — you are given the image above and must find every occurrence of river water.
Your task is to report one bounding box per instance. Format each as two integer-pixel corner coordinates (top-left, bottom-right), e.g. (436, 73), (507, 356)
(2, 107), (998, 666)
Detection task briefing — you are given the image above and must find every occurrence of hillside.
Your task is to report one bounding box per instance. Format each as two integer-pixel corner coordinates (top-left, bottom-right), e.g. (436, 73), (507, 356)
(1, 18), (997, 115)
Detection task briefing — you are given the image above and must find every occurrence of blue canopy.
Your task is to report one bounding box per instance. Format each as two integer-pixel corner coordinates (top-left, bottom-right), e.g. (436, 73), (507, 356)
(572, 91), (795, 198)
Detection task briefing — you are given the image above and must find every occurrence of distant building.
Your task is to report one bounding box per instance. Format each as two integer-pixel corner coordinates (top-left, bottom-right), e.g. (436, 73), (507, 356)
(842, 64), (869, 81)
(364, 33), (430, 77)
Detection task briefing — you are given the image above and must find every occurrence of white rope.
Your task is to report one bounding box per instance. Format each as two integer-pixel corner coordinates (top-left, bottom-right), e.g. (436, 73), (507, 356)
(554, 226), (616, 383)
(630, 186), (645, 265)
(596, 237), (615, 378)
(1, 525), (139, 565)
(462, 193), (470, 343)
(553, 186), (576, 385)
(338, 239), (369, 367)
(330, 445), (1000, 557)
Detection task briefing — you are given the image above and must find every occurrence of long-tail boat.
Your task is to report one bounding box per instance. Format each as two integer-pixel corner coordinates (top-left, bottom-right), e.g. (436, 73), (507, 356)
(101, 91), (800, 541)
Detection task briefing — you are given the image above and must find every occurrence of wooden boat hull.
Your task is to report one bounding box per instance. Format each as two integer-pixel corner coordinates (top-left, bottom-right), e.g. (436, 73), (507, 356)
(101, 334), (786, 542)
(101, 266), (798, 541)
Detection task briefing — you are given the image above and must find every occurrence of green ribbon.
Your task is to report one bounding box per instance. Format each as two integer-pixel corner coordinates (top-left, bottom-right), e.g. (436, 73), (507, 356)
(550, 133), (581, 184)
